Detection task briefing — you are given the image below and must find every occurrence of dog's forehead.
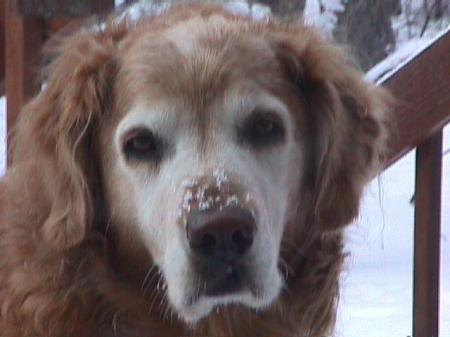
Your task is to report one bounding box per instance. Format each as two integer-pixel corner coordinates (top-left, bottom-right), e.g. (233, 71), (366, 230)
(115, 15), (283, 114)
(163, 14), (231, 57)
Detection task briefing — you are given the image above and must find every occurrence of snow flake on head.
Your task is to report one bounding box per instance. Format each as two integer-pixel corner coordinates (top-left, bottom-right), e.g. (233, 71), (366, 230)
(113, 0), (271, 28)
(212, 168), (229, 189)
(115, 1), (171, 24)
(224, 1), (271, 21)
(181, 177), (198, 189)
(225, 194), (240, 207)
(182, 189), (194, 214)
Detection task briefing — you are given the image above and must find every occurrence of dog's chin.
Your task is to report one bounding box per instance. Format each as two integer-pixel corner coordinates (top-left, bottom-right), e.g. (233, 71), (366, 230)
(176, 292), (273, 324)
(171, 273), (283, 324)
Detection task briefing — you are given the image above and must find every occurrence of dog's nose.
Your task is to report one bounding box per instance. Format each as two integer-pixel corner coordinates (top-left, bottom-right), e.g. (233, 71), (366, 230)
(186, 207), (256, 260)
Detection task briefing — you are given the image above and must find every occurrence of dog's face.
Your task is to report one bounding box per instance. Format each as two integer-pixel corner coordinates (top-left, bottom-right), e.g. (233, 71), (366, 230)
(15, 5), (386, 333)
(100, 15), (306, 322)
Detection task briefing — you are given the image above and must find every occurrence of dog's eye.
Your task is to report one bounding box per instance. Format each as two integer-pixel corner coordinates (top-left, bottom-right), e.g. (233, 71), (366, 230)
(242, 112), (285, 148)
(123, 128), (162, 162)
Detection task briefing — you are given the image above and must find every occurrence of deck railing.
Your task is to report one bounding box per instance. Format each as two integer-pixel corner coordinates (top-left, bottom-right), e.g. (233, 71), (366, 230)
(1, 1), (449, 337)
(381, 29), (450, 337)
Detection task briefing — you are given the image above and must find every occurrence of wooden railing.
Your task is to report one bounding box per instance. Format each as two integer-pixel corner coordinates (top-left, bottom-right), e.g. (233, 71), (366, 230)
(0, 1), (5, 95)
(382, 30), (450, 337)
(1, 0), (115, 161)
(1, 1), (449, 337)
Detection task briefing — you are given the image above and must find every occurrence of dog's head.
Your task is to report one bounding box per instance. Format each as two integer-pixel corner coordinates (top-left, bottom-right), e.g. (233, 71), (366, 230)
(13, 4), (388, 325)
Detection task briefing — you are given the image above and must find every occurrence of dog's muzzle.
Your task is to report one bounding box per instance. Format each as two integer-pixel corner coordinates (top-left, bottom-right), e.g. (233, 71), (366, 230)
(186, 206), (256, 295)
(179, 170), (257, 297)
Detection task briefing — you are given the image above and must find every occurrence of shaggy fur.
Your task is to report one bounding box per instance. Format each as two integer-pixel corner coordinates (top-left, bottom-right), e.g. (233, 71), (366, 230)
(0, 4), (388, 337)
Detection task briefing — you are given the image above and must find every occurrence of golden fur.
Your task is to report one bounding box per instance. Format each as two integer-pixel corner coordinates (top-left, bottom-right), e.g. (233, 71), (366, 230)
(0, 4), (388, 337)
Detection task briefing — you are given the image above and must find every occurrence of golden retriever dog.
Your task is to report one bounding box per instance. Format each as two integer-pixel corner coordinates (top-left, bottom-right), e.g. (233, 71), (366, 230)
(0, 3), (388, 337)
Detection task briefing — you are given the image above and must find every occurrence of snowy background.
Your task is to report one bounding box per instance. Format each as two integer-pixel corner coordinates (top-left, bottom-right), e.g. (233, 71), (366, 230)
(337, 133), (450, 337)
(1, 0), (449, 336)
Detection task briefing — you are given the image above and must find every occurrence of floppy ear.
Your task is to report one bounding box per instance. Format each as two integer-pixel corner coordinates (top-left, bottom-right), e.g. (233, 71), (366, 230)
(11, 28), (124, 250)
(274, 29), (389, 231)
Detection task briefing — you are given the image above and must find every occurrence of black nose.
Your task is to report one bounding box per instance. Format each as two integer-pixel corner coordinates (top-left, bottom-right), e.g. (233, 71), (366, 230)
(186, 207), (256, 260)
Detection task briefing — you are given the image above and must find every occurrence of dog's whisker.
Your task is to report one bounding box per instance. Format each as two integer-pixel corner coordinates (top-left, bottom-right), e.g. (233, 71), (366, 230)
(111, 312), (119, 336)
(104, 216), (113, 238)
(141, 265), (156, 290)
(279, 257), (295, 278)
(148, 292), (159, 315)
(161, 294), (172, 322)
(148, 272), (166, 314)
(158, 290), (167, 310)
(141, 270), (162, 301)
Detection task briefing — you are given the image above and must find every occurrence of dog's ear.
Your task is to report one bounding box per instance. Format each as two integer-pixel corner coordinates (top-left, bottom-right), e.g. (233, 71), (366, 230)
(11, 27), (125, 250)
(273, 29), (389, 231)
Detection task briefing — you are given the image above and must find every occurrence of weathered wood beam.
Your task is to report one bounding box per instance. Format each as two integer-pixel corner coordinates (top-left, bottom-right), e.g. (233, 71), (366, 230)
(382, 30), (450, 168)
(42, 18), (85, 63)
(379, 28), (448, 337)
(5, 0), (44, 163)
(0, 0), (5, 95)
(16, 0), (114, 19)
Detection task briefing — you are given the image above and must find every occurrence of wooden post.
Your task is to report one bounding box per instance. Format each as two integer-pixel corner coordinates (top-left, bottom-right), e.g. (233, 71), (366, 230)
(413, 131), (442, 337)
(0, 0), (5, 94)
(5, 0), (44, 164)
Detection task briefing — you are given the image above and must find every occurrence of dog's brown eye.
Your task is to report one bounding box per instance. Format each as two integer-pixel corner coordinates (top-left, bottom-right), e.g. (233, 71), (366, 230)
(123, 128), (162, 162)
(242, 112), (285, 148)
(253, 118), (275, 135)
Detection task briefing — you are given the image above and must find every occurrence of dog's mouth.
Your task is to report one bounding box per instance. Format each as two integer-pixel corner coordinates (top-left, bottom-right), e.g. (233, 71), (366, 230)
(187, 262), (255, 304)
(167, 258), (280, 324)
(180, 283), (254, 324)
(204, 265), (244, 296)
